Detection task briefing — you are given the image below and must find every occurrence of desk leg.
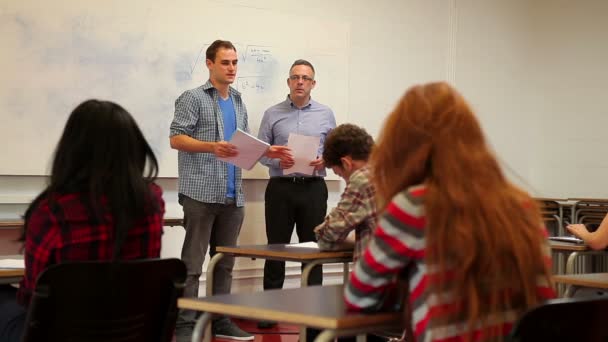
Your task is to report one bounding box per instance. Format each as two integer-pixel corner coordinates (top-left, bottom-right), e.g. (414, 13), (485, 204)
(356, 334), (367, 342)
(565, 252), (579, 274)
(564, 285), (578, 298)
(206, 253), (225, 297)
(314, 329), (368, 342)
(300, 259), (327, 342)
(301, 259), (324, 287)
(315, 329), (338, 342)
(343, 262), (350, 284)
(192, 312), (213, 342)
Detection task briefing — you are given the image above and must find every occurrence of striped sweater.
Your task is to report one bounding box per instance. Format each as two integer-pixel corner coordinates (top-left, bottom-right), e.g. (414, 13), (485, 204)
(344, 185), (555, 342)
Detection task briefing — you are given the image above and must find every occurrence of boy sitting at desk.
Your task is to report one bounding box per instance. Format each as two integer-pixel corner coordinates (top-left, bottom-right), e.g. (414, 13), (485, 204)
(314, 124), (377, 260)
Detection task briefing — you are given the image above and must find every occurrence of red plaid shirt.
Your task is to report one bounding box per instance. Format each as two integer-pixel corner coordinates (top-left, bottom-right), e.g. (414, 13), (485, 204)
(17, 183), (165, 306)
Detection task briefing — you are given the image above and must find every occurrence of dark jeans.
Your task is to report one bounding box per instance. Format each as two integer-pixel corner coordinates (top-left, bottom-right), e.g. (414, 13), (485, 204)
(175, 195), (245, 340)
(263, 177), (327, 289)
(0, 285), (26, 342)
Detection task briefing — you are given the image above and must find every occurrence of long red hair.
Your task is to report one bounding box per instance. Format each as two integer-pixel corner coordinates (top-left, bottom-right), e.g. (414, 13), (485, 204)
(371, 82), (552, 340)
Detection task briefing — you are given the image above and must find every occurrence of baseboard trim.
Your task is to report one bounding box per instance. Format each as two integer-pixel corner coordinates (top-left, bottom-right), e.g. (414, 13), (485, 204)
(196, 263), (350, 295)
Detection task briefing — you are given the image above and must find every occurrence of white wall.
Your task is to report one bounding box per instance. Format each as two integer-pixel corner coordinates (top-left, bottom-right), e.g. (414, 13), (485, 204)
(451, 0), (540, 192)
(2, 0), (608, 292)
(529, 0), (608, 197)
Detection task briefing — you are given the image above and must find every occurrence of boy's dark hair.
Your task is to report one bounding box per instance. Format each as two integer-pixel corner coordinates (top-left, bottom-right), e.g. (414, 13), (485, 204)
(323, 124), (374, 167)
(206, 40), (237, 62)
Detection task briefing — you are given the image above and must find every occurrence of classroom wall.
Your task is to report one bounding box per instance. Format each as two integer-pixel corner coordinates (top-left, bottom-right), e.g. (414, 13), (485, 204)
(451, 0), (540, 191)
(528, 0), (608, 198)
(1, 0), (606, 292)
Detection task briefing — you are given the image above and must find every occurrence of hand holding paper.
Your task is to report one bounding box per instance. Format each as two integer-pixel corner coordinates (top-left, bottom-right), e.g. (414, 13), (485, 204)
(213, 141), (238, 158)
(284, 133), (321, 176)
(309, 157), (325, 171)
(218, 129), (270, 170)
(265, 145), (294, 164)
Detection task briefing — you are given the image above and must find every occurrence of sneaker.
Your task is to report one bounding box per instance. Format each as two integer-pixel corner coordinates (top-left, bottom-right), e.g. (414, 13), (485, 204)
(257, 320), (277, 329)
(213, 318), (255, 341)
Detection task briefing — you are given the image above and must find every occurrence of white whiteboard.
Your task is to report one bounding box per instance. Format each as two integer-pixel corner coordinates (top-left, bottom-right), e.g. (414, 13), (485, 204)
(0, 0), (349, 178)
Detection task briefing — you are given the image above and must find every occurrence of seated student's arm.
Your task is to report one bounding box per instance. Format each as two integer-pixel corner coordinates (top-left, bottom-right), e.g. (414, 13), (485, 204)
(17, 200), (60, 306)
(567, 213), (608, 250)
(344, 192), (422, 312)
(314, 173), (375, 251)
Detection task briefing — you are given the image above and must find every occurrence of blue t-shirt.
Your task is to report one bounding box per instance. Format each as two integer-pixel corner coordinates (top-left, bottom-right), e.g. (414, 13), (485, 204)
(218, 96), (236, 198)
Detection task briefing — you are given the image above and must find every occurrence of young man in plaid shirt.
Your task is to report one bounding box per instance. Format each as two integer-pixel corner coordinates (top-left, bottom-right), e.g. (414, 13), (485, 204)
(314, 123), (377, 261)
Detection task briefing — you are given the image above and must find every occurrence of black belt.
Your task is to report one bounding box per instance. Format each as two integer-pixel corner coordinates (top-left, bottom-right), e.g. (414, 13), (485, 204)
(274, 176), (323, 184)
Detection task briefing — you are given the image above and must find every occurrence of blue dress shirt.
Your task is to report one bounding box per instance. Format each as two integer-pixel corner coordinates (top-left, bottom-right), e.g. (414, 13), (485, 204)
(258, 96), (336, 177)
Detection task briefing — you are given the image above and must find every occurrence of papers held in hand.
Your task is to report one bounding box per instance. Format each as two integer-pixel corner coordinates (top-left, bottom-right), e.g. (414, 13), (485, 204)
(284, 133), (321, 176)
(218, 129), (270, 170)
(548, 236), (585, 244)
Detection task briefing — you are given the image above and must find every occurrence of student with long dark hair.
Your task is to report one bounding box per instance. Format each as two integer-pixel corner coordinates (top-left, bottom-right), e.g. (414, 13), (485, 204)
(344, 83), (555, 342)
(0, 99), (165, 341)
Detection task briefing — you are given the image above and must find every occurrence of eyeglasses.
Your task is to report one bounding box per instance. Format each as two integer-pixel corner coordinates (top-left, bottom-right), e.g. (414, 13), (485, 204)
(289, 75), (314, 82)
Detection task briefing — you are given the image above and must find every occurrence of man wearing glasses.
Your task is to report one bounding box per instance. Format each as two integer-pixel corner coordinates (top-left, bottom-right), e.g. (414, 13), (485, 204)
(256, 59), (336, 328)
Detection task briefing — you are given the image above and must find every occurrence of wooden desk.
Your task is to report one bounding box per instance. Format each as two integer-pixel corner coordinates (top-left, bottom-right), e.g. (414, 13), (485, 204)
(0, 255), (24, 284)
(0, 269), (24, 284)
(208, 244), (353, 296)
(0, 217), (184, 230)
(178, 284), (401, 342)
(550, 241), (607, 274)
(0, 220), (23, 230)
(554, 273), (608, 298)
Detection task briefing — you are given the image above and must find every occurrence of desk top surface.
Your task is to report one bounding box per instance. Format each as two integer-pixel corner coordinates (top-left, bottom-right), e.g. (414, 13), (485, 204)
(0, 220), (23, 229)
(178, 284), (400, 329)
(0, 218), (183, 229)
(0, 255), (24, 283)
(549, 241), (591, 251)
(216, 244), (353, 261)
(0, 268), (24, 278)
(553, 273), (608, 289)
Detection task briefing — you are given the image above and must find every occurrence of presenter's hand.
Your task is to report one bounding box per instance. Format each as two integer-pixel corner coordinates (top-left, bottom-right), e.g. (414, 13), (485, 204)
(266, 146), (293, 161)
(567, 224), (590, 239)
(309, 158), (325, 171)
(279, 158), (295, 169)
(213, 141), (238, 157)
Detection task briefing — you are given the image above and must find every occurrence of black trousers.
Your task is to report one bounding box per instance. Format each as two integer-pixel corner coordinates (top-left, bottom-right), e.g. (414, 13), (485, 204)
(263, 177), (327, 289)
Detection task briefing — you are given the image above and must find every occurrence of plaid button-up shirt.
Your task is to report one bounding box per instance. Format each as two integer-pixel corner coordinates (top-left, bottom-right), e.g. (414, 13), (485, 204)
(170, 81), (249, 207)
(17, 184), (164, 306)
(314, 166), (377, 260)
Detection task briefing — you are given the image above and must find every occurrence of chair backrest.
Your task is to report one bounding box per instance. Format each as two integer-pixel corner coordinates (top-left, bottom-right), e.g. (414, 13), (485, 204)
(21, 258), (186, 342)
(508, 296), (608, 341)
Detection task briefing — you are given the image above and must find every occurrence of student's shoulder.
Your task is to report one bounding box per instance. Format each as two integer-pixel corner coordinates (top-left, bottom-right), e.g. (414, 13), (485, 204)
(389, 185), (426, 214)
(349, 167), (373, 188)
(148, 182), (164, 197)
(26, 192), (78, 230)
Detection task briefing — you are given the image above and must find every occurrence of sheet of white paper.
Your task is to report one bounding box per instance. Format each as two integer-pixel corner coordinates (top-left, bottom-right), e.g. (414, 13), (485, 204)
(284, 242), (319, 248)
(284, 133), (321, 176)
(0, 259), (25, 269)
(218, 129), (270, 170)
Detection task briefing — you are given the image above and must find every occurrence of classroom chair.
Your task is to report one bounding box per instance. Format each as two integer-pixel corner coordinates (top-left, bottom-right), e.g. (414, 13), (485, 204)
(508, 296), (608, 341)
(21, 258), (186, 342)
